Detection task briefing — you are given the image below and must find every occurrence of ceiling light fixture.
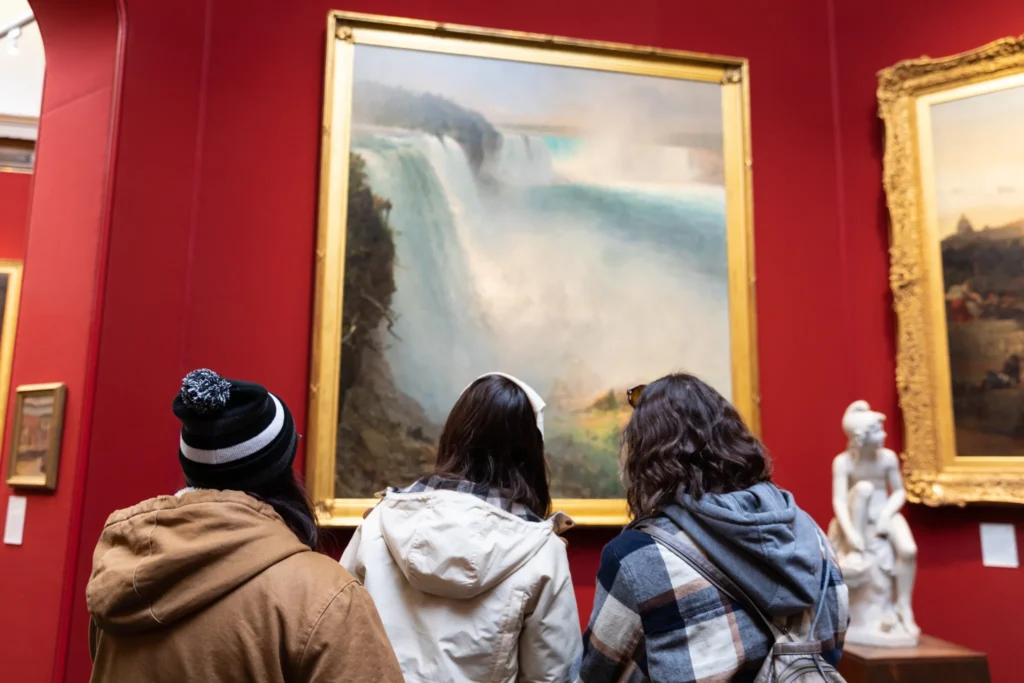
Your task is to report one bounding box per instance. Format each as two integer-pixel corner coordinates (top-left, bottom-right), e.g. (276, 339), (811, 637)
(0, 12), (35, 57)
(5, 26), (20, 56)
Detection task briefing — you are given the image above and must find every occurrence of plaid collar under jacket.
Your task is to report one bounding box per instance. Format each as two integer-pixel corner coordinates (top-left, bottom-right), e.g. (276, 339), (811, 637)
(390, 475), (543, 523)
(575, 515), (849, 683)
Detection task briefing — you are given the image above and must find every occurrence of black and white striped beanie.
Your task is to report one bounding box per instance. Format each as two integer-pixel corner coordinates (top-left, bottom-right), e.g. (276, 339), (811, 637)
(172, 369), (298, 490)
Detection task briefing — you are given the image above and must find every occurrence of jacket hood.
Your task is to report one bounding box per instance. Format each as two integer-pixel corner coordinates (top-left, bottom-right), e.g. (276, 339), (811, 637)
(663, 482), (825, 617)
(376, 489), (557, 599)
(86, 489), (309, 635)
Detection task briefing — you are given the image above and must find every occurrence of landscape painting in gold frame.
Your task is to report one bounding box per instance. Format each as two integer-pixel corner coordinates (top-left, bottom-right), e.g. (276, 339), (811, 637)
(880, 36), (1024, 506)
(5, 383), (66, 491)
(308, 11), (758, 526)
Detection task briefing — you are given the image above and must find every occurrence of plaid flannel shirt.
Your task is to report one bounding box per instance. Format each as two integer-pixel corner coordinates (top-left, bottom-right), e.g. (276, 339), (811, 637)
(389, 475), (543, 522)
(577, 515), (848, 683)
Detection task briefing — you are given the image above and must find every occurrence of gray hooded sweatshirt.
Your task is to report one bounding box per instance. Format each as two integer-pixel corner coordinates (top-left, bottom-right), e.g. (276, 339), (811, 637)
(662, 482), (826, 617)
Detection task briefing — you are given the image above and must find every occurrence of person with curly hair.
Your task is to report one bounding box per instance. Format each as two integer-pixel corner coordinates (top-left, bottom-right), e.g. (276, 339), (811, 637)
(576, 373), (848, 683)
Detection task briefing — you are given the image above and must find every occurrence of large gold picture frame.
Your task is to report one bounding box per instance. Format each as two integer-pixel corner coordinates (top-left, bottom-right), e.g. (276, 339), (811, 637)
(308, 11), (758, 526)
(880, 36), (1024, 506)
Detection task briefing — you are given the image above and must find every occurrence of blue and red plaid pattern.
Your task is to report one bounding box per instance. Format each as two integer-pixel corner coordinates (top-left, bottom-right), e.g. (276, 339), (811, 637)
(576, 516), (848, 683)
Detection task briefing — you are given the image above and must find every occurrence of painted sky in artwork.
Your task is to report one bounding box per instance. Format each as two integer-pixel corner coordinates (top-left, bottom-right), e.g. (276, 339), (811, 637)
(353, 45), (722, 142)
(930, 80), (1024, 238)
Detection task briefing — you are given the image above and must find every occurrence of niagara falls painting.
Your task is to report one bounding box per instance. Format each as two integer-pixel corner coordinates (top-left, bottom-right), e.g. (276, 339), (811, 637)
(332, 43), (735, 500)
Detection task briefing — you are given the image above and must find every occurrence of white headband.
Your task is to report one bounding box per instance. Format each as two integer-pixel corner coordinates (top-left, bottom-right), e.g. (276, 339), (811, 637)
(462, 372), (546, 436)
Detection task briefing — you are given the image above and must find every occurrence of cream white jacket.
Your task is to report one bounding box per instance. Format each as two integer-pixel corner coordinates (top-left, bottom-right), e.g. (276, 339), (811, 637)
(341, 488), (582, 683)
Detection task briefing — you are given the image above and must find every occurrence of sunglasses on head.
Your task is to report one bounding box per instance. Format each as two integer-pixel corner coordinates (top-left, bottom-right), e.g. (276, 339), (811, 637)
(626, 384), (647, 409)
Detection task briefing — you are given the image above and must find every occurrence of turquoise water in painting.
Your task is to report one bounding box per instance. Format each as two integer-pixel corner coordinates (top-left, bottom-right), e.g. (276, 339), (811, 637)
(351, 128), (730, 428)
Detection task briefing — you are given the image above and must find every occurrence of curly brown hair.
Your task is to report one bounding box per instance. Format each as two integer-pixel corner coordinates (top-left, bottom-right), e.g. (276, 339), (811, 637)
(622, 373), (771, 518)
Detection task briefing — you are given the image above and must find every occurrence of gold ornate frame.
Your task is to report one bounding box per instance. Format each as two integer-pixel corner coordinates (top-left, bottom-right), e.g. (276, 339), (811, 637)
(308, 11), (758, 526)
(0, 262), (22, 438)
(879, 36), (1024, 506)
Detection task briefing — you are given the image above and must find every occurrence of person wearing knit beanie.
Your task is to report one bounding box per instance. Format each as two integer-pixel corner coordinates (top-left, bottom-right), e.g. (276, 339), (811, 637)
(173, 368), (299, 491)
(84, 369), (403, 683)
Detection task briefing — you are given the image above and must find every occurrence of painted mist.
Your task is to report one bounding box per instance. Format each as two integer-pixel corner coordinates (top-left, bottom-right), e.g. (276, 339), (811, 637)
(334, 45), (731, 499)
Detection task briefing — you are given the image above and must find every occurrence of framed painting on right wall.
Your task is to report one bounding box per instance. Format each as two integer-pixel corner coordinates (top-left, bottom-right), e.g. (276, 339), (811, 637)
(880, 36), (1024, 505)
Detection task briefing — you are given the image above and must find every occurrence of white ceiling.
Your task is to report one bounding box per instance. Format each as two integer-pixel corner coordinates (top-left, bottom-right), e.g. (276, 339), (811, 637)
(0, 0), (44, 121)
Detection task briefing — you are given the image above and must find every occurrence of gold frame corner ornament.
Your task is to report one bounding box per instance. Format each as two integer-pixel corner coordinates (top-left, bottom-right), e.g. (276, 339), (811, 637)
(308, 11), (758, 527)
(879, 35), (1024, 507)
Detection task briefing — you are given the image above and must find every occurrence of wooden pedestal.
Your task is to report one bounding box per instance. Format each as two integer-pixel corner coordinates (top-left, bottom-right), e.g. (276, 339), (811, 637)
(838, 634), (990, 683)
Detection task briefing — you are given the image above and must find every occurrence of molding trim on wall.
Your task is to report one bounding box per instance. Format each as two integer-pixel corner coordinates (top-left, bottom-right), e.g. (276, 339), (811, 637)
(0, 115), (38, 141)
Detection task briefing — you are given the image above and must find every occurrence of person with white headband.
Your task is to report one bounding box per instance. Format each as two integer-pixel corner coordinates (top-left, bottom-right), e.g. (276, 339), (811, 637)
(342, 372), (582, 683)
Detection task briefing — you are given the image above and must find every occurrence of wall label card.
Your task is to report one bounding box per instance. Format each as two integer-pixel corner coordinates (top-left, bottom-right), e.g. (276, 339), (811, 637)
(3, 495), (27, 546)
(979, 522), (1019, 568)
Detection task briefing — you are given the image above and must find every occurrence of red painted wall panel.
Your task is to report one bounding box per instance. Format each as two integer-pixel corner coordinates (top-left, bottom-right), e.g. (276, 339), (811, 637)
(0, 88), (118, 683)
(0, 2), (120, 681)
(61, 2), (209, 679)
(0, 172), (30, 259)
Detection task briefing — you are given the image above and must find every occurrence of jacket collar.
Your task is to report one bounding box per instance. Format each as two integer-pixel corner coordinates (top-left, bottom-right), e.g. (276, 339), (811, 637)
(388, 475), (543, 523)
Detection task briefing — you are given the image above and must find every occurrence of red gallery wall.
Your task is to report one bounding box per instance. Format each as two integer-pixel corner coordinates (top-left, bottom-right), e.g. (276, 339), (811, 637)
(0, 0), (1021, 682)
(0, 172), (30, 259)
(70, 1), (852, 681)
(0, 2), (122, 682)
(832, 1), (1024, 680)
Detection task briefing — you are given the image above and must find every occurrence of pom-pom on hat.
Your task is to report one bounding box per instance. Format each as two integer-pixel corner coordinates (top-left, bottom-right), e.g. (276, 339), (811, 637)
(172, 369), (298, 490)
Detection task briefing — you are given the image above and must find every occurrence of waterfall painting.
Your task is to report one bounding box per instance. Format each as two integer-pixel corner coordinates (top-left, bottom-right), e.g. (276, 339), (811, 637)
(309, 13), (757, 525)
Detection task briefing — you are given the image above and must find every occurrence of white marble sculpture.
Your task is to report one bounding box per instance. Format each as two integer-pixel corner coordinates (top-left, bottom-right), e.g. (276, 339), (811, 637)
(828, 400), (920, 647)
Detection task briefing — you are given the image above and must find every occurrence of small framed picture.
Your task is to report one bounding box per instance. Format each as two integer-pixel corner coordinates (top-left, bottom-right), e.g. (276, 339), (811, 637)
(0, 138), (34, 172)
(5, 383), (67, 490)
(0, 115), (38, 173)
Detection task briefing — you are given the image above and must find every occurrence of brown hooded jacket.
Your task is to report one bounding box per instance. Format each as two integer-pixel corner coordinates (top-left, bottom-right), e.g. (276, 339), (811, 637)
(86, 489), (402, 683)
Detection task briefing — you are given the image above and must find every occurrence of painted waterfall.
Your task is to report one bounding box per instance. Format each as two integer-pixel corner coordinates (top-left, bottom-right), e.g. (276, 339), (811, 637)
(335, 45), (731, 499)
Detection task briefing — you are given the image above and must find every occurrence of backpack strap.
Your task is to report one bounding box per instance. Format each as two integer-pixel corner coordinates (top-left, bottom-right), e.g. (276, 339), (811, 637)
(807, 527), (833, 642)
(636, 520), (788, 641)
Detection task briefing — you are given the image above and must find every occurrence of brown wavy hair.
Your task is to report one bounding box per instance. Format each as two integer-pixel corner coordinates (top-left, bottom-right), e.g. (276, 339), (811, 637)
(622, 373), (771, 518)
(434, 375), (551, 518)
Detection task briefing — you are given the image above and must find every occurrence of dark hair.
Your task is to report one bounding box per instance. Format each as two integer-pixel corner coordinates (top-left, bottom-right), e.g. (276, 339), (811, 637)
(248, 468), (321, 551)
(622, 373), (771, 518)
(434, 375), (551, 518)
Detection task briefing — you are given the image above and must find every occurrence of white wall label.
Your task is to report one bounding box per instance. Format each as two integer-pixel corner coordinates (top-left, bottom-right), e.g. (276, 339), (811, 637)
(3, 496), (27, 546)
(980, 523), (1019, 568)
